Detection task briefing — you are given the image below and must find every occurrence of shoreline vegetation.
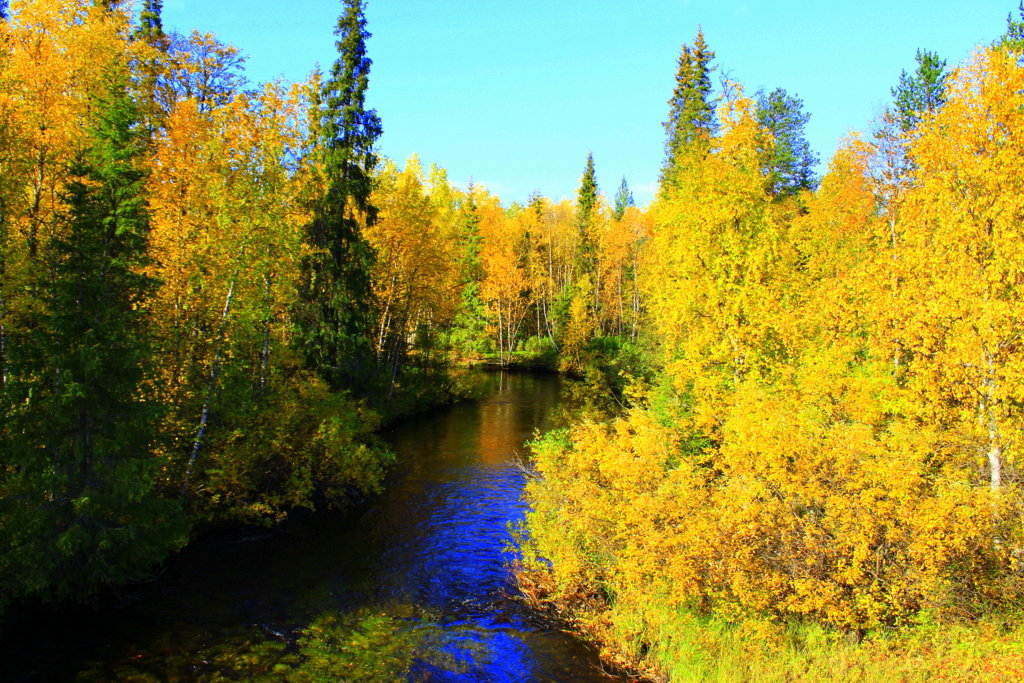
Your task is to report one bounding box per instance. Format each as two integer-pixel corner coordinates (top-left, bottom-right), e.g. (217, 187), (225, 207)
(4, 1), (1024, 680)
(511, 16), (1024, 683)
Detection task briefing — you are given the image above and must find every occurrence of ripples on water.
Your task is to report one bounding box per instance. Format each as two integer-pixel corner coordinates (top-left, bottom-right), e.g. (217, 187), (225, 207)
(3, 372), (619, 681)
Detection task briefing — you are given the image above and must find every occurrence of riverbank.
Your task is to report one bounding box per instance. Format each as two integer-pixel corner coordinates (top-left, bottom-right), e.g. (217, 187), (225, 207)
(513, 569), (1024, 682)
(2, 372), (622, 681)
(515, 406), (1024, 682)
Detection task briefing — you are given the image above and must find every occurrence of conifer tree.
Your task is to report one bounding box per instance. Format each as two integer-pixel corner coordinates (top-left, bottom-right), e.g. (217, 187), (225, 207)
(0, 64), (185, 609)
(571, 152), (602, 341)
(135, 0), (166, 47)
(575, 152), (598, 278)
(662, 28), (716, 181)
(891, 48), (948, 133)
(997, 1), (1024, 52)
(612, 176), (635, 220)
(134, 0), (167, 135)
(755, 88), (818, 197)
(293, 0), (382, 390)
(451, 183), (488, 356)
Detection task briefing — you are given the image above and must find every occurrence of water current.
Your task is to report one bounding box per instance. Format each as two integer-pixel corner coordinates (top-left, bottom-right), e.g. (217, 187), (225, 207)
(4, 371), (620, 681)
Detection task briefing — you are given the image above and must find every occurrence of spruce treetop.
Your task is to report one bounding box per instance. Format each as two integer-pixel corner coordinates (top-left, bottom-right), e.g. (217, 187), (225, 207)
(997, 1), (1024, 51)
(136, 0), (166, 47)
(662, 27), (716, 181)
(322, 0), (382, 213)
(891, 48), (948, 133)
(576, 152), (598, 231)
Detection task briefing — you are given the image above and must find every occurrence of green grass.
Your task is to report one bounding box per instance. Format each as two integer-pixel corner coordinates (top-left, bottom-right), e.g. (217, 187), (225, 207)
(584, 599), (1024, 681)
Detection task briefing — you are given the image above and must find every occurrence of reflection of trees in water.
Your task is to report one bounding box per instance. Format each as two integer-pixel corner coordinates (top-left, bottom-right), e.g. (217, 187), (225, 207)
(79, 605), (498, 681)
(46, 372), (610, 681)
(477, 373), (562, 467)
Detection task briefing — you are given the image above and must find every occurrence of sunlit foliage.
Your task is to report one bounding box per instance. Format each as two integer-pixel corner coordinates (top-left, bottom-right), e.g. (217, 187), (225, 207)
(521, 44), (1024, 680)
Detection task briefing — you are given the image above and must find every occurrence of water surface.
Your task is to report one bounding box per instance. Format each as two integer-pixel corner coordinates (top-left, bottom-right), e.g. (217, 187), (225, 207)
(4, 371), (618, 681)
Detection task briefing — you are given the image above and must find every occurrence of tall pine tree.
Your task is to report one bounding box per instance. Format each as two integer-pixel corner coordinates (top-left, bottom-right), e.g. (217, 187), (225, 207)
(756, 88), (818, 197)
(575, 152), (598, 280)
(997, 1), (1024, 52)
(450, 183), (488, 357)
(293, 0), (382, 390)
(0, 63), (185, 610)
(571, 153), (602, 339)
(662, 27), (715, 184)
(135, 0), (166, 47)
(892, 48), (948, 133)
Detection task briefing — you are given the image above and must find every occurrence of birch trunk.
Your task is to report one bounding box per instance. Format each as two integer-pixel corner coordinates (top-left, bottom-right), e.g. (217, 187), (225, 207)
(182, 277), (235, 497)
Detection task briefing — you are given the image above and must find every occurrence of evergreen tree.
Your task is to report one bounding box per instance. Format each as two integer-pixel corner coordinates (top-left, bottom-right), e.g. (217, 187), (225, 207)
(755, 88), (819, 197)
(0, 65), (185, 610)
(575, 152), (598, 279)
(997, 1), (1024, 52)
(891, 49), (948, 133)
(662, 28), (716, 181)
(612, 176), (635, 220)
(450, 183), (488, 357)
(135, 0), (166, 48)
(293, 0), (382, 390)
(134, 0), (168, 136)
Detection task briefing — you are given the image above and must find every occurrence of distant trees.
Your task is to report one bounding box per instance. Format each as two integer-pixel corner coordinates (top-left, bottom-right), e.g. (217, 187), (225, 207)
(522, 35), (1024, 679)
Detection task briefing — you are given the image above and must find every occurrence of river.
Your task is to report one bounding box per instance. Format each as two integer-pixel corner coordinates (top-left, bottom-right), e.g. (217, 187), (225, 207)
(4, 371), (620, 681)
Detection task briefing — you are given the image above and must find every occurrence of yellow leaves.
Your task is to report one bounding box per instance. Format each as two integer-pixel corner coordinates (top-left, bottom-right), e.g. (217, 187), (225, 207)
(525, 46), (1024, 644)
(367, 155), (461, 358)
(1, 1), (142, 260)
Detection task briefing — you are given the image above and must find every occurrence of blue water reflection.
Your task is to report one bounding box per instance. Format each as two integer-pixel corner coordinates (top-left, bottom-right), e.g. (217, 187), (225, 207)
(3, 372), (618, 681)
(356, 372), (614, 680)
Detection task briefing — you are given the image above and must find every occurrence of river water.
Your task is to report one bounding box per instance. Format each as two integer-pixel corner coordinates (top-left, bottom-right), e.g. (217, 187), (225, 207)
(4, 371), (619, 681)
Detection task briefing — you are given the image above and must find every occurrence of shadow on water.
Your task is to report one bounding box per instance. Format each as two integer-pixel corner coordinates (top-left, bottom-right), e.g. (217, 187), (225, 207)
(3, 371), (621, 682)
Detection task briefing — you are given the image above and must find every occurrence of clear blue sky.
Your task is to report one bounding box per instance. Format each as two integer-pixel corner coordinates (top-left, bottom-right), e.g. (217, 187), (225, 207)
(162, 0), (1015, 206)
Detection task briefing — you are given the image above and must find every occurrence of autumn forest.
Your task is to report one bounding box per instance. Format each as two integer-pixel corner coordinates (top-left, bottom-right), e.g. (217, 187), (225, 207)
(4, 0), (1024, 680)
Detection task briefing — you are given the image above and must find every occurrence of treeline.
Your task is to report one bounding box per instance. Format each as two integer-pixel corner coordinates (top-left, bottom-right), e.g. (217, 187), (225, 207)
(521, 12), (1024, 679)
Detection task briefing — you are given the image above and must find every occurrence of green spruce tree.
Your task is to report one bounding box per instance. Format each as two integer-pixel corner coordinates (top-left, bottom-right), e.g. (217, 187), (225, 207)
(0, 64), (185, 611)
(662, 27), (716, 184)
(451, 183), (488, 358)
(997, 1), (1024, 52)
(891, 48), (948, 133)
(135, 0), (166, 47)
(293, 0), (382, 390)
(572, 153), (602, 339)
(575, 152), (598, 279)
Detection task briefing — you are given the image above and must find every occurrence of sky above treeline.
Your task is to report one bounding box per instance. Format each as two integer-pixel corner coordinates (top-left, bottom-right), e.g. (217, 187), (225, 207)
(161, 0), (1015, 206)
